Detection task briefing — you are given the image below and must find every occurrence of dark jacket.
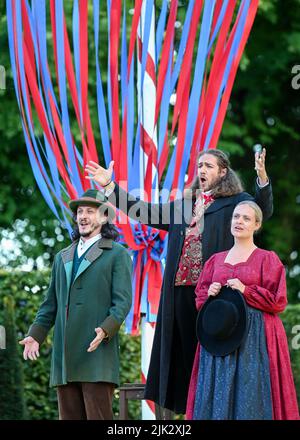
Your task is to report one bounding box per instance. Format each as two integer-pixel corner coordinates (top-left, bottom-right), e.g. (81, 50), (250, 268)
(28, 238), (132, 387)
(108, 181), (273, 410)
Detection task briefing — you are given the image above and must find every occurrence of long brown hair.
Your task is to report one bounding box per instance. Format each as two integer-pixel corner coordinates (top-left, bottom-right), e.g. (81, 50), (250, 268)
(186, 149), (244, 199)
(71, 210), (119, 242)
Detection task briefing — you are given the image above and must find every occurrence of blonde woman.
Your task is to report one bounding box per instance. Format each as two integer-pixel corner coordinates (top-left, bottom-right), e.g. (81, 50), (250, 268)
(187, 201), (299, 420)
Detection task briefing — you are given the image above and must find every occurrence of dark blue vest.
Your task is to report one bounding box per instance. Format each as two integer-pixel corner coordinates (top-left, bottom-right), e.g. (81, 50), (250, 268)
(71, 245), (89, 285)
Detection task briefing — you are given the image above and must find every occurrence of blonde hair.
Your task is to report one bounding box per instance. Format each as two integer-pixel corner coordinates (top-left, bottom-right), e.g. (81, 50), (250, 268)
(235, 201), (263, 230)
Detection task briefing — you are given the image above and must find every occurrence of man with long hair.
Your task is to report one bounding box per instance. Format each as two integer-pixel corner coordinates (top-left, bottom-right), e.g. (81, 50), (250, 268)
(85, 148), (273, 415)
(20, 190), (132, 420)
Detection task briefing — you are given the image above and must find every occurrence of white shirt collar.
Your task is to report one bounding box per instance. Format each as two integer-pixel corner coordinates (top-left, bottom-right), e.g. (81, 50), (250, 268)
(77, 233), (102, 258)
(202, 189), (213, 196)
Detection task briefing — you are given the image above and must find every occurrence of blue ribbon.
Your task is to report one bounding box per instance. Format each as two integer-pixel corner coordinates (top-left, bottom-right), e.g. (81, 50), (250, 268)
(177, 0), (216, 191)
(55, 0), (83, 194)
(32, 0), (57, 134)
(127, 53), (135, 184)
(106, 0), (113, 135)
(155, 0), (168, 62)
(204, 0), (249, 150)
(72, 0), (82, 126)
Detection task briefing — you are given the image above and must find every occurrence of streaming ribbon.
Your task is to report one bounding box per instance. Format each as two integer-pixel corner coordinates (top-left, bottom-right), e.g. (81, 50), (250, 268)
(7, 0), (259, 333)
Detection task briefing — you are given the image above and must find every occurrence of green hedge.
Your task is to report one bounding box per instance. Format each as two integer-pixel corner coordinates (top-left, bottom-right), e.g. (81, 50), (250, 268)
(0, 295), (27, 419)
(0, 269), (299, 419)
(280, 304), (300, 405)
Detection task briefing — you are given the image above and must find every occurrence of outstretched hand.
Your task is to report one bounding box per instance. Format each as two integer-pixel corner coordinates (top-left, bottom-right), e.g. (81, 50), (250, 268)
(19, 336), (40, 361)
(87, 327), (107, 353)
(255, 147), (268, 186)
(85, 160), (114, 187)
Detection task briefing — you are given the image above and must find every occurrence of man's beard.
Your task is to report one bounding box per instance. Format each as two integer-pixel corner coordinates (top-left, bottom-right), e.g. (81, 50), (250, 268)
(80, 231), (92, 237)
(79, 223), (100, 238)
(199, 175), (222, 192)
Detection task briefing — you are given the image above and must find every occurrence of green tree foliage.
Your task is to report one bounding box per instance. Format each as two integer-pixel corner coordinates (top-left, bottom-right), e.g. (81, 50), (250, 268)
(0, 295), (27, 420)
(0, 270), (141, 420)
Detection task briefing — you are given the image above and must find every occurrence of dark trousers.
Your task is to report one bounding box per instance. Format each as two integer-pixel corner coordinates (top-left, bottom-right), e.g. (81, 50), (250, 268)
(167, 285), (198, 414)
(57, 382), (115, 420)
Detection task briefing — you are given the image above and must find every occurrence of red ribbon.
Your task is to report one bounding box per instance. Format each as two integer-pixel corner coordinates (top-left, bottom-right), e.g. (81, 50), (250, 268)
(209, 0), (259, 149)
(155, 0), (178, 125)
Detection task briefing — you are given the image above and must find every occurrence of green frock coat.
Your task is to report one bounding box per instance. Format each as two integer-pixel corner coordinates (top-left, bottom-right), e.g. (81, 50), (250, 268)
(28, 238), (132, 387)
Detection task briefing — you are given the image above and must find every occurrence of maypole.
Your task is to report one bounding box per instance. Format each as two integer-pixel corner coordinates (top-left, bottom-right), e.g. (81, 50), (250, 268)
(137, 0), (158, 420)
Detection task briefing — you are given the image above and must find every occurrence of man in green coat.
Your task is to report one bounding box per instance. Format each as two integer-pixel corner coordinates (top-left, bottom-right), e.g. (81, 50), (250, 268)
(20, 190), (132, 420)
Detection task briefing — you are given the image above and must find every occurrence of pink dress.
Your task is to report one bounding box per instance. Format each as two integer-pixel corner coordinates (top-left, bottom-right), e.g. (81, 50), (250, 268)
(186, 248), (299, 420)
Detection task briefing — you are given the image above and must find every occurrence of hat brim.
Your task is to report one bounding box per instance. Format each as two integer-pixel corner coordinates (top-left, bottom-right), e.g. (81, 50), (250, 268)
(69, 197), (116, 220)
(196, 286), (248, 357)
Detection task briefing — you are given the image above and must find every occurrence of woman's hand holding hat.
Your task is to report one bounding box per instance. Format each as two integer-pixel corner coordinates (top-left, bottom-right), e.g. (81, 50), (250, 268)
(197, 285), (248, 356)
(208, 282), (222, 297)
(226, 278), (245, 293)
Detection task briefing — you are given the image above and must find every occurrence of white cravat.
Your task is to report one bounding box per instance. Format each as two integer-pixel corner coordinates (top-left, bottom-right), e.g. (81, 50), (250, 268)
(77, 234), (102, 258)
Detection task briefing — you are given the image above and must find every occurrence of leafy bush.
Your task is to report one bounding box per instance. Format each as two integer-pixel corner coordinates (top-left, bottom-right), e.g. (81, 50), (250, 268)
(281, 304), (300, 405)
(0, 295), (27, 419)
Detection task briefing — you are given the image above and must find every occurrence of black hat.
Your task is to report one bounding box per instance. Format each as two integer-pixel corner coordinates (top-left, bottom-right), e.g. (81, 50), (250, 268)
(196, 286), (248, 357)
(69, 189), (115, 220)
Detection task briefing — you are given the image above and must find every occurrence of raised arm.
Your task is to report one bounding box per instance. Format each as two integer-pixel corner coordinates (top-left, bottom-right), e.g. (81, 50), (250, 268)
(253, 147), (273, 220)
(85, 160), (173, 231)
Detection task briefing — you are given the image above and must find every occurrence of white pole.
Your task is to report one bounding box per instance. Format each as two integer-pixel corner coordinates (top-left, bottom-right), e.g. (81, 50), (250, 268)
(137, 0), (158, 420)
